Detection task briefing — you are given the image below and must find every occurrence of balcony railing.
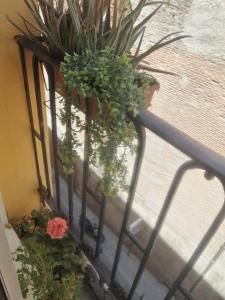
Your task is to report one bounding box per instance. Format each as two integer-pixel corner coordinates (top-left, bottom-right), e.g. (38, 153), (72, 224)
(16, 36), (225, 300)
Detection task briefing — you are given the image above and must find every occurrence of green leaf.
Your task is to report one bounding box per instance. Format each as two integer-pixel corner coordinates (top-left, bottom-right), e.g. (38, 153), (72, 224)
(131, 34), (191, 65)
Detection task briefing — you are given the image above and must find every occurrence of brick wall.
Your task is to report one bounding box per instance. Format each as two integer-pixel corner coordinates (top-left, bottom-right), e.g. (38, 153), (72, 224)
(129, 1), (225, 299)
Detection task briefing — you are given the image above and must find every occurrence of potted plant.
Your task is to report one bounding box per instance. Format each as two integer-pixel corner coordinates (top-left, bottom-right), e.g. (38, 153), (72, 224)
(12, 208), (86, 300)
(8, 0), (189, 196)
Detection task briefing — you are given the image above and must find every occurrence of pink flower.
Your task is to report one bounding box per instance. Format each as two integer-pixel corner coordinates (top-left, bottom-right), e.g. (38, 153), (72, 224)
(47, 217), (68, 239)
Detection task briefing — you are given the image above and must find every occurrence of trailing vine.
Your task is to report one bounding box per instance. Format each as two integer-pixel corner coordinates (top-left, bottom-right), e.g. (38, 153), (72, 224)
(60, 49), (155, 197)
(59, 91), (82, 175)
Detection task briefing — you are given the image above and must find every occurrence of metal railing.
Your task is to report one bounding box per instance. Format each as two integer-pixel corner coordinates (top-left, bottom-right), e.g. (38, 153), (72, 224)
(16, 36), (225, 300)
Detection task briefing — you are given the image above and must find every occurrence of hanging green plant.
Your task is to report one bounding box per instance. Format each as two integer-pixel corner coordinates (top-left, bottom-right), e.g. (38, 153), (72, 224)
(59, 48), (154, 196)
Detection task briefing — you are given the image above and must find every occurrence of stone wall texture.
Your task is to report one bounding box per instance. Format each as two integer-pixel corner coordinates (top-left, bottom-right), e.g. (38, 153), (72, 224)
(128, 1), (225, 299)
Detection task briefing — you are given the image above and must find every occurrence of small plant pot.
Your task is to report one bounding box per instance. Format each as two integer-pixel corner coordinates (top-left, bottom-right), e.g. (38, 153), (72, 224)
(145, 82), (160, 106)
(53, 64), (159, 119)
(54, 64), (98, 119)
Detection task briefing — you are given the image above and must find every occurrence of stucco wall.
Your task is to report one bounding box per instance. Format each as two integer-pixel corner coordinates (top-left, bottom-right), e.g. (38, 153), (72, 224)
(0, 0), (50, 218)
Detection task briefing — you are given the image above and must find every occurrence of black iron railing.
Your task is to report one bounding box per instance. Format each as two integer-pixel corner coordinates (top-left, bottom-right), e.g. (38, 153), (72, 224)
(16, 36), (225, 300)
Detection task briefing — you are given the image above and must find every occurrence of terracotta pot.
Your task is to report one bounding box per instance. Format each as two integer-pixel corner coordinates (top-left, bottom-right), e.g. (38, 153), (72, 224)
(54, 64), (98, 119)
(145, 82), (160, 107)
(54, 64), (62, 87)
(53, 65), (159, 118)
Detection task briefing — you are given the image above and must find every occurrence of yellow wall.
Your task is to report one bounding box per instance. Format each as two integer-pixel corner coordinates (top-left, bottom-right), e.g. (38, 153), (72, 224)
(0, 1), (50, 218)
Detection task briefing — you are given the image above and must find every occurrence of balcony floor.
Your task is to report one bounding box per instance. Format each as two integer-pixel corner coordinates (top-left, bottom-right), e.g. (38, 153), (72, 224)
(56, 175), (169, 300)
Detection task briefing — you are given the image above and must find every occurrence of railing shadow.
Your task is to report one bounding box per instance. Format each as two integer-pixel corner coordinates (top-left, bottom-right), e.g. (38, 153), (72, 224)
(69, 157), (224, 300)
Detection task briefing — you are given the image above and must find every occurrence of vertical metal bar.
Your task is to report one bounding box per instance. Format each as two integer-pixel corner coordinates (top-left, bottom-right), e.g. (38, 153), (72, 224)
(95, 194), (106, 258)
(165, 200), (225, 300)
(65, 95), (74, 225)
(18, 45), (42, 190)
(68, 174), (74, 225)
(45, 64), (61, 211)
(111, 119), (146, 283)
(32, 56), (51, 197)
(80, 98), (92, 244)
(179, 287), (196, 300)
(127, 160), (196, 300)
(187, 241), (225, 296)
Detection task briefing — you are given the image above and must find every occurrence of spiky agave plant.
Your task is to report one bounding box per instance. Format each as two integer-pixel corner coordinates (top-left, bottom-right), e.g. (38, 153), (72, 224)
(8, 0), (189, 66)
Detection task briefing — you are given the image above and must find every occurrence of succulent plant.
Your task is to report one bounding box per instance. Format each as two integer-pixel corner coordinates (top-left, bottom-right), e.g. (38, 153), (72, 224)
(8, 0), (189, 69)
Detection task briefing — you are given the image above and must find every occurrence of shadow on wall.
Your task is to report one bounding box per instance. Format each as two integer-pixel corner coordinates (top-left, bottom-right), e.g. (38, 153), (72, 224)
(71, 159), (223, 300)
(48, 131), (223, 300)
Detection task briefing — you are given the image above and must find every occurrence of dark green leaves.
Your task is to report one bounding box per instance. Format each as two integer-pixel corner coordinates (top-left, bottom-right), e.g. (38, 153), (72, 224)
(60, 49), (154, 196)
(8, 0), (189, 66)
(14, 209), (85, 300)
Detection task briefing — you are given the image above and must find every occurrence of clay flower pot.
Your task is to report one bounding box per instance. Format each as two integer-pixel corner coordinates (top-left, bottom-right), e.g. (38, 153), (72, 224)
(53, 64), (159, 118)
(145, 82), (160, 106)
(54, 64), (98, 118)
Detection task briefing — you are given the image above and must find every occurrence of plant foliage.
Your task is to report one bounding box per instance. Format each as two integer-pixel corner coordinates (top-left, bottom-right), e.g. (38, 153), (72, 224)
(8, 0), (189, 66)
(13, 209), (85, 300)
(60, 49), (153, 196)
